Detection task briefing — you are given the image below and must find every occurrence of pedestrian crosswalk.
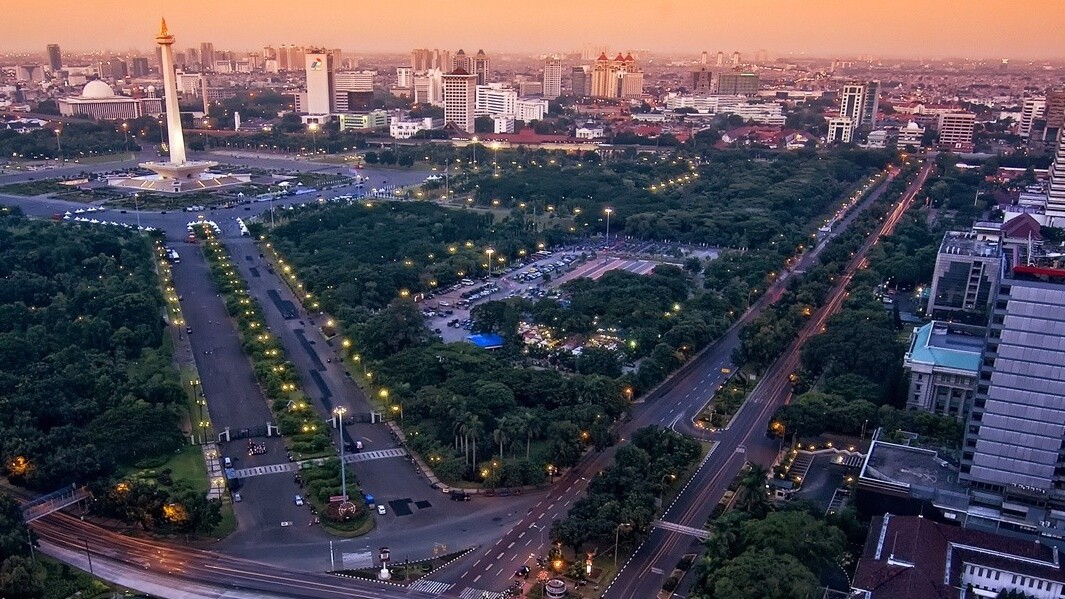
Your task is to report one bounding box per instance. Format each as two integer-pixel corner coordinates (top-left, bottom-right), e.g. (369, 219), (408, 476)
(458, 588), (504, 599)
(344, 448), (407, 463)
(407, 579), (453, 594)
(231, 462), (294, 478)
(229, 448), (408, 479)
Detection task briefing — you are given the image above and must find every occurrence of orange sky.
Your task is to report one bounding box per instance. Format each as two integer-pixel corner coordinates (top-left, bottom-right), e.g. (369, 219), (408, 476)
(4, 0), (1064, 58)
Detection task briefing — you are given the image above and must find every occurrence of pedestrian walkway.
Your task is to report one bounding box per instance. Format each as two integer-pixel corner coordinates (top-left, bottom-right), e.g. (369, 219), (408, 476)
(407, 579), (454, 594)
(229, 447), (408, 479)
(202, 443), (225, 500)
(652, 519), (710, 540)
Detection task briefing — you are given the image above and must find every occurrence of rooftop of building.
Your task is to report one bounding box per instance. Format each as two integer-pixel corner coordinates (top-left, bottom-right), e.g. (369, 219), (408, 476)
(853, 513), (1065, 598)
(860, 438), (967, 497)
(938, 230), (1001, 258)
(906, 321), (984, 373)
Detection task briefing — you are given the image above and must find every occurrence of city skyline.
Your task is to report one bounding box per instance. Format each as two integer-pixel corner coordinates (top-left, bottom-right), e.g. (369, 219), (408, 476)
(3, 0), (1065, 59)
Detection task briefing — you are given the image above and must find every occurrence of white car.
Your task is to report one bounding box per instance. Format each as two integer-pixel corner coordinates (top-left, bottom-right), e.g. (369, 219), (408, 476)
(294, 495), (304, 506)
(377, 504), (386, 515)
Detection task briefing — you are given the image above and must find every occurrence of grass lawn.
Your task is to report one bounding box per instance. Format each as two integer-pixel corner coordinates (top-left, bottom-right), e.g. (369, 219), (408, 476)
(104, 190), (231, 210)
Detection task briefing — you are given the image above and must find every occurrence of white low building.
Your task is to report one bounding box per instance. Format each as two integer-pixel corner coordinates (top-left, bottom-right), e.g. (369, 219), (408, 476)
(389, 116), (441, 139)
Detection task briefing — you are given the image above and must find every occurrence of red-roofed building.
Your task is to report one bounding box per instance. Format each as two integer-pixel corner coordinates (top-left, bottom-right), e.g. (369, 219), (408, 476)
(853, 514), (1065, 599)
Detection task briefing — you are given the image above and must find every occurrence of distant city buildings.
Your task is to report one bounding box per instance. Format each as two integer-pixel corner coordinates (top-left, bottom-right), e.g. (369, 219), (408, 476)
(1020, 98), (1046, 139)
(827, 117), (854, 143)
(715, 70), (760, 96)
(472, 50), (490, 85)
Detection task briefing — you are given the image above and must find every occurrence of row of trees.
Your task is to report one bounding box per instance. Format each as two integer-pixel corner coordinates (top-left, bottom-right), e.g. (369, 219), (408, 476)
(0, 210), (186, 490)
(771, 160), (971, 448)
(551, 427), (701, 554)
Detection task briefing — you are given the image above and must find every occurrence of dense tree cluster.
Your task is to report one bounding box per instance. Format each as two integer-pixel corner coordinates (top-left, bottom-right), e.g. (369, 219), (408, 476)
(0, 121), (135, 160)
(691, 507), (847, 599)
(465, 149), (892, 251)
(0, 211), (185, 491)
(372, 327), (626, 485)
(551, 427), (701, 553)
(269, 202), (569, 325)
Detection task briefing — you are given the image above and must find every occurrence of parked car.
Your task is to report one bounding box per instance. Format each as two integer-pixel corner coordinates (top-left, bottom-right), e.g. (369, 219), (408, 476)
(377, 504), (387, 515)
(294, 495), (304, 506)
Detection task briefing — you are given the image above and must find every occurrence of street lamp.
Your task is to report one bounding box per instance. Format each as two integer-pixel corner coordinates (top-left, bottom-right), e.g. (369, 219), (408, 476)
(334, 407), (348, 501)
(604, 207), (613, 245)
(121, 122), (129, 155)
(485, 248), (495, 277)
(54, 128), (62, 161)
(614, 523), (632, 569)
(308, 122), (319, 155)
(379, 388), (389, 406)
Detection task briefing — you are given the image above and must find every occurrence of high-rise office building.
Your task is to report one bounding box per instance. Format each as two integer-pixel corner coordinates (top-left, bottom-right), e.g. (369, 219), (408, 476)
(475, 83), (517, 116)
(731, 51), (741, 65)
(1043, 89), (1065, 144)
(862, 81), (880, 128)
(130, 57), (151, 78)
(200, 42), (215, 70)
(715, 51), (724, 67)
(961, 259), (1065, 502)
(453, 49), (472, 73)
(411, 48), (451, 72)
(46, 44), (62, 72)
(827, 117), (854, 143)
(472, 50), (490, 85)
(716, 70), (760, 96)
(543, 56), (562, 99)
(701, 51), (709, 65)
(927, 230), (1001, 321)
(1047, 125), (1065, 227)
(690, 67), (712, 94)
(937, 112), (976, 152)
(570, 66), (588, 97)
(441, 68), (477, 133)
(186, 47), (200, 69)
(303, 50), (335, 115)
(396, 67), (412, 89)
(837, 81), (880, 128)
(1020, 98), (1046, 139)
(333, 70), (374, 113)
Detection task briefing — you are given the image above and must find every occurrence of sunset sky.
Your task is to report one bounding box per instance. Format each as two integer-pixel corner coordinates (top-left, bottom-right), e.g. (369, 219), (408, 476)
(3, 0), (1064, 59)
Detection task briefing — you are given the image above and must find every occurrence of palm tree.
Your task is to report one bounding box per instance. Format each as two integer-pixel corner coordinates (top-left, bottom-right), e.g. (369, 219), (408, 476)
(520, 410), (544, 460)
(466, 414), (483, 472)
(493, 420), (510, 461)
(737, 463), (771, 517)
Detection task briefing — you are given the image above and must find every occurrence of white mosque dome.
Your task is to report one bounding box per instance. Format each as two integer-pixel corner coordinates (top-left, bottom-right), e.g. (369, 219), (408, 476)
(81, 80), (115, 99)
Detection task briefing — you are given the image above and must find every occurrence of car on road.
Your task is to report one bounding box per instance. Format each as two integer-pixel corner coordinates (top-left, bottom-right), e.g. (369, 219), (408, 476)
(233, 492), (242, 503)
(376, 504), (386, 515)
(185, 327), (192, 334)
(515, 565), (530, 578)
(294, 495), (304, 506)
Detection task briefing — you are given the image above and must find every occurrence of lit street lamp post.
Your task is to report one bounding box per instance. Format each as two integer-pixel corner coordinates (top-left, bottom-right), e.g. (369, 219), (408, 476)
(54, 128), (62, 162)
(486, 248), (495, 278)
(308, 122), (319, 156)
(614, 522), (632, 570)
(604, 207), (613, 245)
(334, 407), (348, 501)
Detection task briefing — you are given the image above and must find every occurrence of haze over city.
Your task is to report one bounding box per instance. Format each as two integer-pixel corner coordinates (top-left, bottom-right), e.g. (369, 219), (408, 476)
(3, 0), (1065, 58)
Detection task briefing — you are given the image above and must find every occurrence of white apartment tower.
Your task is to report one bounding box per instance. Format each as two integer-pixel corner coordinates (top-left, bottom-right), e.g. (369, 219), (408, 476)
(442, 69), (478, 133)
(1020, 98), (1046, 139)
